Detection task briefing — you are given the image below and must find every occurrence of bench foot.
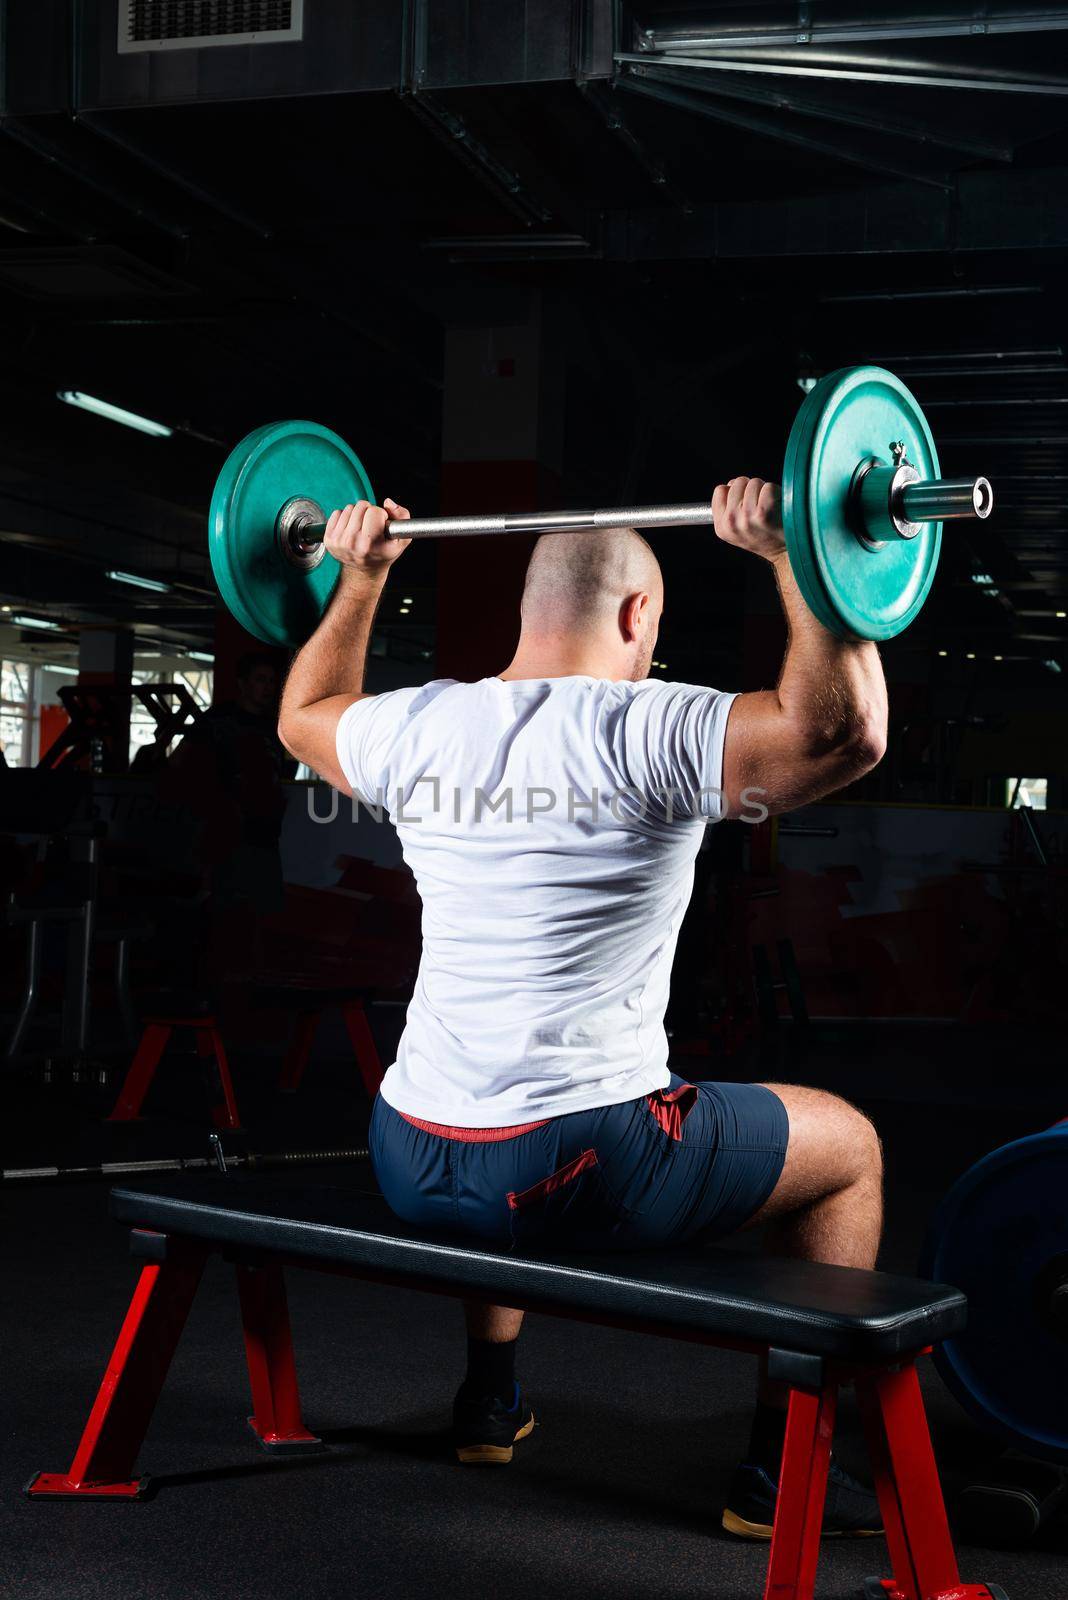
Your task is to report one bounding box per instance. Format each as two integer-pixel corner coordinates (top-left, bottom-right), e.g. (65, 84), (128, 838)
(854, 1362), (1007, 1600)
(236, 1264), (318, 1455)
(862, 1583), (1008, 1600)
(25, 1245), (206, 1504)
(24, 1471), (152, 1501)
(246, 1416), (326, 1455)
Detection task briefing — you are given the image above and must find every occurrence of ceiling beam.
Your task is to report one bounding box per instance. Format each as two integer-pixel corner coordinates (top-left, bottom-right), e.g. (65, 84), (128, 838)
(637, 7), (1068, 52)
(602, 167), (1068, 259)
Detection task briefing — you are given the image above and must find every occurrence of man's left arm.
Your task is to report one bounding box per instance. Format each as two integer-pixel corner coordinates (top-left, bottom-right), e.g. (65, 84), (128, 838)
(277, 497), (411, 791)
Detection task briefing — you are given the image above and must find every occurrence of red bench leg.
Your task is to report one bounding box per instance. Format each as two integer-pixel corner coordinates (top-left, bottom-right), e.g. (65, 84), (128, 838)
(236, 1264), (323, 1453)
(106, 1022), (171, 1121)
(763, 1380), (837, 1600)
(277, 1011), (320, 1094)
(197, 1025), (242, 1131)
(343, 999), (383, 1098)
(856, 1360), (996, 1600)
(26, 1244), (206, 1499)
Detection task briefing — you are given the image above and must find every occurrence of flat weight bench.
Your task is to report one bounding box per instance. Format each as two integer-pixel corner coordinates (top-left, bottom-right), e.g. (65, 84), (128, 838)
(26, 1172), (1004, 1600)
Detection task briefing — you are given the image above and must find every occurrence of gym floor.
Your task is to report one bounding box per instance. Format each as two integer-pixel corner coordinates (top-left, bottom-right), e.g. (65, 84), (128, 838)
(6, 1024), (1064, 1600)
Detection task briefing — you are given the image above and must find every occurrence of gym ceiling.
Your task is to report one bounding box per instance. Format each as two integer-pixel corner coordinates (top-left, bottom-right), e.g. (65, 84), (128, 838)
(0, 0), (1066, 692)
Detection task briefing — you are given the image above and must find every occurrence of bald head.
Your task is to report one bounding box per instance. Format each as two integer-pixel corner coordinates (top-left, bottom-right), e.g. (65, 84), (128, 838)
(522, 527), (662, 627)
(513, 526), (664, 682)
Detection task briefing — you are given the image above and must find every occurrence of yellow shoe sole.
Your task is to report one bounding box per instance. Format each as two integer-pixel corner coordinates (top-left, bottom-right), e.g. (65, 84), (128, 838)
(721, 1508), (881, 1541)
(456, 1413), (535, 1465)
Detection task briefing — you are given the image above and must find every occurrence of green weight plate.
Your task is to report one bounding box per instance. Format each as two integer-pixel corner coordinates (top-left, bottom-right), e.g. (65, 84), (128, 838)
(209, 420), (375, 647)
(783, 366), (942, 641)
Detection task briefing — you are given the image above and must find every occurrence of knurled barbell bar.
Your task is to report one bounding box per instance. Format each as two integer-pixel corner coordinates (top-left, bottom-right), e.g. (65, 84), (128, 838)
(209, 365), (993, 648)
(1, 1136), (370, 1185)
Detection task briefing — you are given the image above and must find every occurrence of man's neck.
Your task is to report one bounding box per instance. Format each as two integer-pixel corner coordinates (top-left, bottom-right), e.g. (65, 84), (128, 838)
(499, 637), (622, 682)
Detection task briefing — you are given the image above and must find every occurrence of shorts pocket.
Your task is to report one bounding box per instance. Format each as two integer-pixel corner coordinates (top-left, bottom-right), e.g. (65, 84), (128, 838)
(507, 1148), (635, 1249)
(646, 1082), (699, 1141)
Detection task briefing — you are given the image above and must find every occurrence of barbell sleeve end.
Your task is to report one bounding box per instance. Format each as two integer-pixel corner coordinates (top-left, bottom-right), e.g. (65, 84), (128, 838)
(899, 475), (994, 524)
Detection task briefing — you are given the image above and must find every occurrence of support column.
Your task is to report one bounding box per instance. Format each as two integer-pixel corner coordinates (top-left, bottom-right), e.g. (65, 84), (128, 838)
(436, 293), (564, 681)
(78, 626), (133, 772)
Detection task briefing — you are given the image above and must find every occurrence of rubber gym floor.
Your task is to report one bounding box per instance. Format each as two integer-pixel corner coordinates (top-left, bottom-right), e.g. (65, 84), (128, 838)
(5, 1022), (1064, 1600)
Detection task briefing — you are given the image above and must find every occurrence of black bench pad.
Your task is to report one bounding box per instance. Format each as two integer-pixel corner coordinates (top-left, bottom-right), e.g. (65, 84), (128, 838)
(110, 1172), (966, 1363)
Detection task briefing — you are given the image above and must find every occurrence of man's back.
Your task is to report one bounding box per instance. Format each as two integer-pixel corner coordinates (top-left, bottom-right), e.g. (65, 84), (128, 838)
(337, 674), (734, 1125)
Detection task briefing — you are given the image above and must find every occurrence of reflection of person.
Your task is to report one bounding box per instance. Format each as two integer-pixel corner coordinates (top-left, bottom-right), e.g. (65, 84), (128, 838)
(162, 651), (289, 983)
(228, 652), (286, 727)
(277, 486), (888, 1537)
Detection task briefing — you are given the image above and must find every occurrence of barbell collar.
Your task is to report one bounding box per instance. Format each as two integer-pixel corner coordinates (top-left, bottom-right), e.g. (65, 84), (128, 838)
(856, 462), (994, 546)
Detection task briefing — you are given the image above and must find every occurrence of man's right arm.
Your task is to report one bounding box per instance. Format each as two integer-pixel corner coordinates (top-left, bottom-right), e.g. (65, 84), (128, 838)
(716, 477), (888, 819)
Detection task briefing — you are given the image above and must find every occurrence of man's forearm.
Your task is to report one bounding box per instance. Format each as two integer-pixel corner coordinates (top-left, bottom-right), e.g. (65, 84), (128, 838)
(280, 566), (387, 718)
(770, 552), (888, 757)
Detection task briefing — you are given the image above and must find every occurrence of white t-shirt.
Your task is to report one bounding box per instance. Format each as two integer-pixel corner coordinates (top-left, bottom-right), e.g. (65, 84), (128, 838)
(336, 676), (736, 1127)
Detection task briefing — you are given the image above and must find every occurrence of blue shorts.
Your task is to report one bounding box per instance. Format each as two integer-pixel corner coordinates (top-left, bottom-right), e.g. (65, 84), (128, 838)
(369, 1074), (790, 1252)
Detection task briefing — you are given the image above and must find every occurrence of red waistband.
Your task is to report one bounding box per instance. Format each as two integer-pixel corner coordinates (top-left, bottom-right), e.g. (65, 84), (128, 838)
(398, 1111), (550, 1142)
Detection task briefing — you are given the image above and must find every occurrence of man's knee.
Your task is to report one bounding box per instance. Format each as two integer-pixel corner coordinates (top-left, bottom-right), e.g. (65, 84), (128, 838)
(847, 1101), (883, 1186)
(764, 1083), (882, 1190)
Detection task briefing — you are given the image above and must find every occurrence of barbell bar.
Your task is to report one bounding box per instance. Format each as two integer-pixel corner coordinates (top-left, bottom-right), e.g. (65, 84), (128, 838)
(2, 1136), (370, 1185)
(208, 365), (995, 647)
(281, 475), (991, 548)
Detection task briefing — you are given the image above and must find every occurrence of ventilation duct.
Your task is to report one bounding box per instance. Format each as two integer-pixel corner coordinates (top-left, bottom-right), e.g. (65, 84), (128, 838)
(117, 0), (304, 54)
(75, 0), (612, 109)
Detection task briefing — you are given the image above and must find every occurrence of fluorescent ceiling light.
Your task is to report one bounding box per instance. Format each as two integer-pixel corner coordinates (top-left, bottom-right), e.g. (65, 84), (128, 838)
(57, 389), (173, 438)
(187, 651), (214, 663)
(106, 569), (171, 593)
(12, 614), (62, 631)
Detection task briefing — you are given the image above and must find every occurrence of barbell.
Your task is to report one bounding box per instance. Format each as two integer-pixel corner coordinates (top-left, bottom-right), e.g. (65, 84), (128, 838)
(1, 1137), (370, 1185)
(208, 365), (993, 648)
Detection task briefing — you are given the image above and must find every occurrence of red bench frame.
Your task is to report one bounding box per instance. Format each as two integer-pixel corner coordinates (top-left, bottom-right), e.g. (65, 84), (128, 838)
(25, 1231), (999, 1600)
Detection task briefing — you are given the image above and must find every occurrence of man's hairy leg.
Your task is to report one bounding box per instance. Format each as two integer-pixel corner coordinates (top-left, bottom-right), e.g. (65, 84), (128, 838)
(745, 1083), (883, 1414)
(748, 1083), (883, 1269)
(464, 1303), (524, 1342)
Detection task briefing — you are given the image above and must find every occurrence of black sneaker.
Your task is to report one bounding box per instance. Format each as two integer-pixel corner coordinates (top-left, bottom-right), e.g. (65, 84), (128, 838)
(722, 1460), (883, 1539)
(452, 1382), (536, 1465)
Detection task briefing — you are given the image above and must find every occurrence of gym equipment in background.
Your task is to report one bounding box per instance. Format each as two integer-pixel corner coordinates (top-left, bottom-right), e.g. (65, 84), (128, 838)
(2, 1134), (369, 1185)
(923, 1121), (1068, 1544)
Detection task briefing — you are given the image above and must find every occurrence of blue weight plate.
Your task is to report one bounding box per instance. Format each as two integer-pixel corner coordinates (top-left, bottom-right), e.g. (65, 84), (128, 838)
(783, 366), (942, 641)
(922, 1125), (1068, 1463)
(209, 420), (375, 647)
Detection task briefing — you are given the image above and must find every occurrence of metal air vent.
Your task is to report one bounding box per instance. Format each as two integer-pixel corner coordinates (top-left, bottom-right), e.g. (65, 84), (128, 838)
(118, 1), (304, 54)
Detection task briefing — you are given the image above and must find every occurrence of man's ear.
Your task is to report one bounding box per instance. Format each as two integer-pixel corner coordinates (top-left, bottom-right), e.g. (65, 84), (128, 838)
(620, 591), (649, 642)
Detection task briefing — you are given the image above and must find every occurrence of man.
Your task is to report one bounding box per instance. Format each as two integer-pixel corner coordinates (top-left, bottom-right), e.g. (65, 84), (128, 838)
(278, 479), (887, 1539)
